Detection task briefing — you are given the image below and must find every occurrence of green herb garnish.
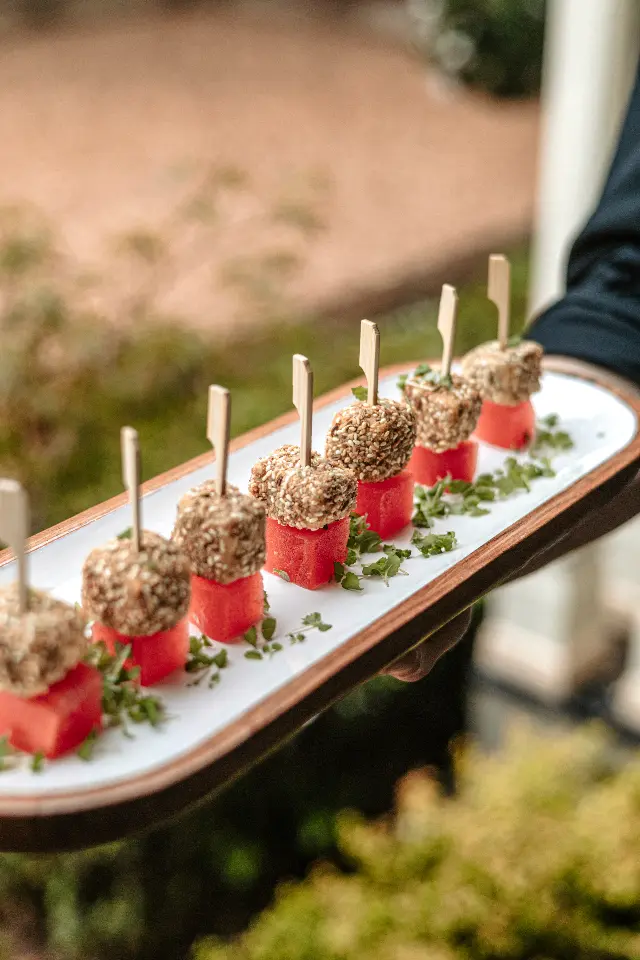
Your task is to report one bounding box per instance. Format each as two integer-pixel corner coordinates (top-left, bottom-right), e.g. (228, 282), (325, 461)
(346, 514), (383, 560)
(244, 650), (263, 661)
(531, 413), (574, 455)
(31, 752), (45, 774)
(285, 612), (333, 644)
(85, 641), (166, 731)
(411, 529), (457, 557)
(335, 516), (413, 589)
(116, 527), (133, 540)
(413, 454), (557, 527)
(351, 386), (369, 402)
(0, 736), (16, 773)
(397, 363), (452, 392)
(262, 617), (277, 641)
(185, 634), (229, 688)
(244, 626), (258, 647)
(273, 569), (290, 582)
(77, 729), (99, 762)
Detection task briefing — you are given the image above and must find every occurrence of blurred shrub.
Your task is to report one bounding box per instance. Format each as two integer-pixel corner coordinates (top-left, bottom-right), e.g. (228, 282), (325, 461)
(195, 724), (640, 960)
(0, 621), (477, 960)
(409, 0), (546, 97)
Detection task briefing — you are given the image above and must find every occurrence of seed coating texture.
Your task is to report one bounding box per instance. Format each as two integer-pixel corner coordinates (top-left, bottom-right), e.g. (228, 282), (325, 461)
(173, 481), (265, 585)
(0, 586), (88, 697)
(325, 398), (417, 482)
(461, 339), (543, 406)
(404, 374), (482, 452)
(249, 444), (357, 530)
(82, 530), (190, 637)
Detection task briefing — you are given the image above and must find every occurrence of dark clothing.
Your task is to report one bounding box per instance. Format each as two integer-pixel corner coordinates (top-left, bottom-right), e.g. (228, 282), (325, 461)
(528, 63), (640, 386)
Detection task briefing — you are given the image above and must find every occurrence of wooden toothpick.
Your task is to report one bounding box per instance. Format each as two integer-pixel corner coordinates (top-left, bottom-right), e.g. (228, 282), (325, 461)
(121, 426), (141, 552)
(207, 385), (231, 497)
(359, 319), (380, 405)
(488, 254), (511, 350)
(437, 283), (458, 378)
(292, 354), (313, 468)
(0, 479), (29, 613)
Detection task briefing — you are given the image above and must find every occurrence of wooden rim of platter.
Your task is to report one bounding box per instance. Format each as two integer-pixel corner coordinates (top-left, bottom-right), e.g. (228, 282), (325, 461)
(0, 356), (639, 852)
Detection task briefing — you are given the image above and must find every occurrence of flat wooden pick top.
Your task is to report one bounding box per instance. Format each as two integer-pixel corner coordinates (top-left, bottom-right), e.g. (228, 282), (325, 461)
(359, 319), (380, 405)
(437, 284), (458, 378)
(0, 479), (29, 613)
(292, 354), (313, 468)
(488, 254), (511, 349)
(208, 385), (231, 497)
(120, 426), (141, 552)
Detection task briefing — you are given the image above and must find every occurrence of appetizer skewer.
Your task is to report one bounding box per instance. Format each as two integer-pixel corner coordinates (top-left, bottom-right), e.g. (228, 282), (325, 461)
(404, 285), (482, 486)
(250, 355), (357, 590)
(461, 255), (543, 450)
(0, 480), (102, 758)
(325, 320), (416, 539)
(84, 428), (191, 685)
(173, 386), (266, 643)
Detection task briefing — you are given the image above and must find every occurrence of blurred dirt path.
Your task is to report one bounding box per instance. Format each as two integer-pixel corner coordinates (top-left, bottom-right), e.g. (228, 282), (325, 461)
(0, 6), (539, 333)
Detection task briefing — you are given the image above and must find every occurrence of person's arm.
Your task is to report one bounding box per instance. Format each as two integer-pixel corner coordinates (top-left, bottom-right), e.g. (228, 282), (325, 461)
(385, 61), (640, 682)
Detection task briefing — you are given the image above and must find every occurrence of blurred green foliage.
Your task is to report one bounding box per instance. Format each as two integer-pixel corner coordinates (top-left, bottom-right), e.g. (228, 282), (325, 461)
(8, 1), (544, 98)
(410, 0), (546, 97)
(195, 724), (640, 960)
(0, 627), (478, 960)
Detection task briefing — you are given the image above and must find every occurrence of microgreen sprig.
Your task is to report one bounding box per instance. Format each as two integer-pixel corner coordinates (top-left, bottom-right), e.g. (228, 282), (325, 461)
(243, 595), (283, 659)
(243, 605), (331, 659)
(186, 634), (229, 688)
(413, 457), (557, 528)
(397, 363), (452, 392)
(531, 413), (574, 455)
(287, 612), (332, 644)
(0, 737), (17, 773)
(85, 641), (166, 737)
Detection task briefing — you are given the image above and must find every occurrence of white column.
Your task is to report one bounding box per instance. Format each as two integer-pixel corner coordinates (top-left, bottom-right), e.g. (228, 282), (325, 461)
(529, 0), (640, 317)
(478, 0), (640, 704)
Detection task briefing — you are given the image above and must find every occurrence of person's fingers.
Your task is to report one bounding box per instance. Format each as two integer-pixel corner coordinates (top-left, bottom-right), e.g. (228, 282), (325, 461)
(381, 609), (473, 682)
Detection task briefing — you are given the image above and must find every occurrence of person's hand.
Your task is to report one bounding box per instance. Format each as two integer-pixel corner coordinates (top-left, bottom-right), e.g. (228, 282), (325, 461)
(381, 609), (473, 682)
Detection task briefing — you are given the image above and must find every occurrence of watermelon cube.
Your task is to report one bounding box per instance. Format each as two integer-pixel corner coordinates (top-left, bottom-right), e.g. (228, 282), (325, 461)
(355, 470), (414, 539)
(0, 663), (103, 759)
(190, 571), (264, 644)
(408, 439), (478, 487)
(474, 398), (535, 450)
(92, 617), (189, 686)
(265, 516), (349, 590)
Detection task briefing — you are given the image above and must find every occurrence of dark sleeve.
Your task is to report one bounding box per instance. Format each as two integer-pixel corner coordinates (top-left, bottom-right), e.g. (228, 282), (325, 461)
(527, 61), (640, 386)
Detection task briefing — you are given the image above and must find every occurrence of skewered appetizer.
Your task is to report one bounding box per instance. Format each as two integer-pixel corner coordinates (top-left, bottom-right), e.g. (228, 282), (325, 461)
(84, 429), (191, 686)
(250, 356), (357, 590)
(404, 285), (482, 486)
(461, 339), (543, 450)
(85, 531), (191, 686)
(461, 254), (543, 450)
(173, 385), (266, 643)
(325, 321), (416, 539)
(404, 370), (482, 486)
(0, 480), (102, 759)
(0, 586), (102, 759)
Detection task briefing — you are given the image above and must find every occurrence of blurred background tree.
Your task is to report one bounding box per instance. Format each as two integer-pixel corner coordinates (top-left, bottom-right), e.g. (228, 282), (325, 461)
(3, 0), (546, 98)
(194, 725), (640, 960)
(409, 0), (546, 96)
